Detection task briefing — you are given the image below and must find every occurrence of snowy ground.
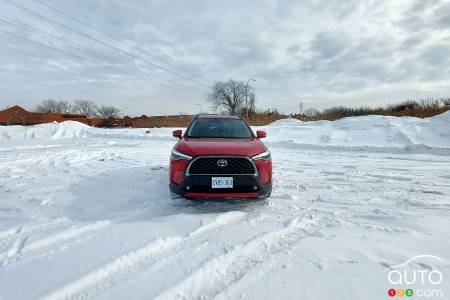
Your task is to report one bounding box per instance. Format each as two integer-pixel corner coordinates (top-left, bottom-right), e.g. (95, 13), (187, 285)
(0, 114), (449, 300)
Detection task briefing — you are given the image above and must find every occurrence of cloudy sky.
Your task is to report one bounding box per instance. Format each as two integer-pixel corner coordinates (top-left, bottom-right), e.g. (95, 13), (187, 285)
(1, 0), (450, 116)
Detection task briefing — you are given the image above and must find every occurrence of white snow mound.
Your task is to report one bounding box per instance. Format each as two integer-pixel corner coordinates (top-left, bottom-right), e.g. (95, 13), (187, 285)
(267, 118), (303, 126)
(0, 121), (173, 141)
(1, 111), (449, 152)
(431, 110), (450, 122)
(0, 121), (89, 140)
(262, 111), (450, 151)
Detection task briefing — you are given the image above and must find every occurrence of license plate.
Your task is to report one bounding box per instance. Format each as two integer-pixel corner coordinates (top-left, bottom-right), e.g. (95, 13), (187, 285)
(211, 177), (233, 189)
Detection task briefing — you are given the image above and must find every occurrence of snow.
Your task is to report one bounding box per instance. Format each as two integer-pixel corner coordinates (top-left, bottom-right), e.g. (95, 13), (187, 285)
(263, 113), (450, 151)
(0, 121), (172, 141)
(265, 117), (303, 126)
(0, 112), (449, 299)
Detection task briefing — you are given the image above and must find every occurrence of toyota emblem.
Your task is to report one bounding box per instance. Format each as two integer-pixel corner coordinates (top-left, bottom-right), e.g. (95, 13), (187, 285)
(217, 159), (228, 167)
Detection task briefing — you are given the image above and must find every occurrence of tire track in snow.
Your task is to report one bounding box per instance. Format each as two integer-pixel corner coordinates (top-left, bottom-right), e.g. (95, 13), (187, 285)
(1, 204), (164, 267)
(0, 218), (69, 242)
(40, 211), (248, 300)
(215, 215), (336, 300)
(1, 221), (111, 267)
(0, 237), (28, 267)
(24, 221), (111, 253)
(40, 236), (182, 300)
(155, 215), (326, 300)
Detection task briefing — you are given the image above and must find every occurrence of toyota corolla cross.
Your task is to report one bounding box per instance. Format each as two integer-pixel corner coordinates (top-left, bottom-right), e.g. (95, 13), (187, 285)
(169, 115), (272, 199)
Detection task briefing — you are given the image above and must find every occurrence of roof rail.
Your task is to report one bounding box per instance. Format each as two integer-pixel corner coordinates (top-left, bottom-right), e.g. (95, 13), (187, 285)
(195, 113), (221, 116)
(193, 113), (242, 119)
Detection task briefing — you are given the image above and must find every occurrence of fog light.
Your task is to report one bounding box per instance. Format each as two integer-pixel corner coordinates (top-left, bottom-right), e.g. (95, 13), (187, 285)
(253, 186), (258, 190)
(186, 186), (190, 190)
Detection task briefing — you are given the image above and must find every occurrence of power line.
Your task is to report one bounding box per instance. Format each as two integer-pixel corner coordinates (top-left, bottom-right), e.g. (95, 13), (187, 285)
(0, 19), (172, 90)
(4, 0), (211, 90)
(0, 28), (193, 92)
(0, 14), (116, 64)
(1, 28), (86, 62)
(36, 0), (199, 82)
(0, 14), (201, 92)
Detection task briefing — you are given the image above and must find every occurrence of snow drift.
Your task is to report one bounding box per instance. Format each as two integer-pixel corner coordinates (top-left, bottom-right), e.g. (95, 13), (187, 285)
(0, 121), (172, 141)
(1, 111), (449, 152)
(262, 112), (450, 152)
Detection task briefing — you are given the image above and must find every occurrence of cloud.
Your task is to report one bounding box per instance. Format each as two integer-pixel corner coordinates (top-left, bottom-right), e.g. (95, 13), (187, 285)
(1, 0), (449, 114)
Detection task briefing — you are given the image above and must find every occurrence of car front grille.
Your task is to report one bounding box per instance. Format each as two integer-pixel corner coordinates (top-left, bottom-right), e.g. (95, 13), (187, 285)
(188, 185), (257, 193)
(188, 157), (256, 175)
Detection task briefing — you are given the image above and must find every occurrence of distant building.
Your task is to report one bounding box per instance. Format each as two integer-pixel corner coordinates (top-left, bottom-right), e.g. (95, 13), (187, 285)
(0, 105), (193, 127)
(118, 114), (192, 128)
(0, 106), (88, 125)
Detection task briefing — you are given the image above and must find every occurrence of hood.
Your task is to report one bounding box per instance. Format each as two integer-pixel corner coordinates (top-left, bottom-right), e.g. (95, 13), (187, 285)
(175, 138), (267, 157)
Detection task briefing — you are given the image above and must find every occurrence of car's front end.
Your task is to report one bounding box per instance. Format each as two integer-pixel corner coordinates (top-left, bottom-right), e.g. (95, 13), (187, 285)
(169, 115), (272, 199)
(169, 150), (272, 198)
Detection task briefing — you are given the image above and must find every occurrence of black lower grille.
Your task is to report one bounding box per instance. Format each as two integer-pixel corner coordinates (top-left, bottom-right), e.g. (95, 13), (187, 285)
(189, 185), (257, 193)
(188, 157), (256, 175)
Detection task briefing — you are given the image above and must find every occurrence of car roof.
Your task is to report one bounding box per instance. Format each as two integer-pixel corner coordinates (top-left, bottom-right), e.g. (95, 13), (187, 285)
(196, 114), (241, 119)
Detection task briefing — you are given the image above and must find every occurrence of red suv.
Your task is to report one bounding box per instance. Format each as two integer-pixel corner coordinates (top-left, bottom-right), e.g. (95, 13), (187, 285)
(169, 115), (272, 199)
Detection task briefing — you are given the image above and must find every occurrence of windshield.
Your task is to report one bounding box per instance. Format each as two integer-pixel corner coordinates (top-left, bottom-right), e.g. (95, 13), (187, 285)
(187, 118), (254, 139)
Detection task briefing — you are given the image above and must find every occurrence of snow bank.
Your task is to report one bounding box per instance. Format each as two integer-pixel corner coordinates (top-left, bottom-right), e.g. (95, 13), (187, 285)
(262, 112), (450, 152)
(0, 121), (173, 141)
(430, 110), (450, 122)
(0, 121), (90, 140)
(1, 111), (449, 152)
(266, 118), (303, 126)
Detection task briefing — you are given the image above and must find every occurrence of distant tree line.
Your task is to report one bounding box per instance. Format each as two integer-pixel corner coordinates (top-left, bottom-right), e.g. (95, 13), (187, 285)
(32, 94), (450, 125)
(33, 99), (121, 119)
(240, 97), (450, 125)
(207, 79), (450, 121)
(294, 98), (450, 120)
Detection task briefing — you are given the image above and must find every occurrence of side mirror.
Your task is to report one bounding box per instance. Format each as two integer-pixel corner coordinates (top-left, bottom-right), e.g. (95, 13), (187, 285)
(172, 129), (182, 139)
(256, 130), (266, 138)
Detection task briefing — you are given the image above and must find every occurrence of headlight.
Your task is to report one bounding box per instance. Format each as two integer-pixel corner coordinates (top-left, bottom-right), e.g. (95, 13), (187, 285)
(252, 149), (271, 160)
(171, 148), (193, 160)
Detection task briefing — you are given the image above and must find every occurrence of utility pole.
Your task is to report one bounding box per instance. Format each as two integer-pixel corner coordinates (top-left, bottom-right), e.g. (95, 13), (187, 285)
(245, 78), (256, 119)
(122, 106), (128, 118)
(195, 104), (203, 114)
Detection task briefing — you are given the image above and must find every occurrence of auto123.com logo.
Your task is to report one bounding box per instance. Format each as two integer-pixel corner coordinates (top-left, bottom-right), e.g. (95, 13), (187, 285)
(387, 255), (446, 298)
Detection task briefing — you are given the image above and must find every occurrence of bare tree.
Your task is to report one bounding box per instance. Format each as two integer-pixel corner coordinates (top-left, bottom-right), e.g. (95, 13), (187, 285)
(242, 93), (256, 116)
(96, 105), (121, 119)
(34, 99), (72, 113)
(56, 100), (71, 113)
(73, 100), (97, 118)
(440, 97), (450, 107)
(34, 99), (58, 113)
(208, 79), (255, 115)
(419, 98), (440, 109)
(303, 108), (319, 117)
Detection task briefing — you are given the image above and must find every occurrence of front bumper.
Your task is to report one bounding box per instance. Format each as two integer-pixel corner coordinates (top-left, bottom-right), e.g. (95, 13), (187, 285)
(170, 174), (272, 199)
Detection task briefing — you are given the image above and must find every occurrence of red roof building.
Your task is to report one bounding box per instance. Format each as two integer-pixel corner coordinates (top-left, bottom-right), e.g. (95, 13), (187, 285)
(0, 106), (88, 125)
(0, 105), (193, 127)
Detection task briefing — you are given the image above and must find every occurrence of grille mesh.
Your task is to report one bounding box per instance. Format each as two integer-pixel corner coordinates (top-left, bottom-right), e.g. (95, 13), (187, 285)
(188, 157), (256, 175)
(189, 185), (257, 193)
